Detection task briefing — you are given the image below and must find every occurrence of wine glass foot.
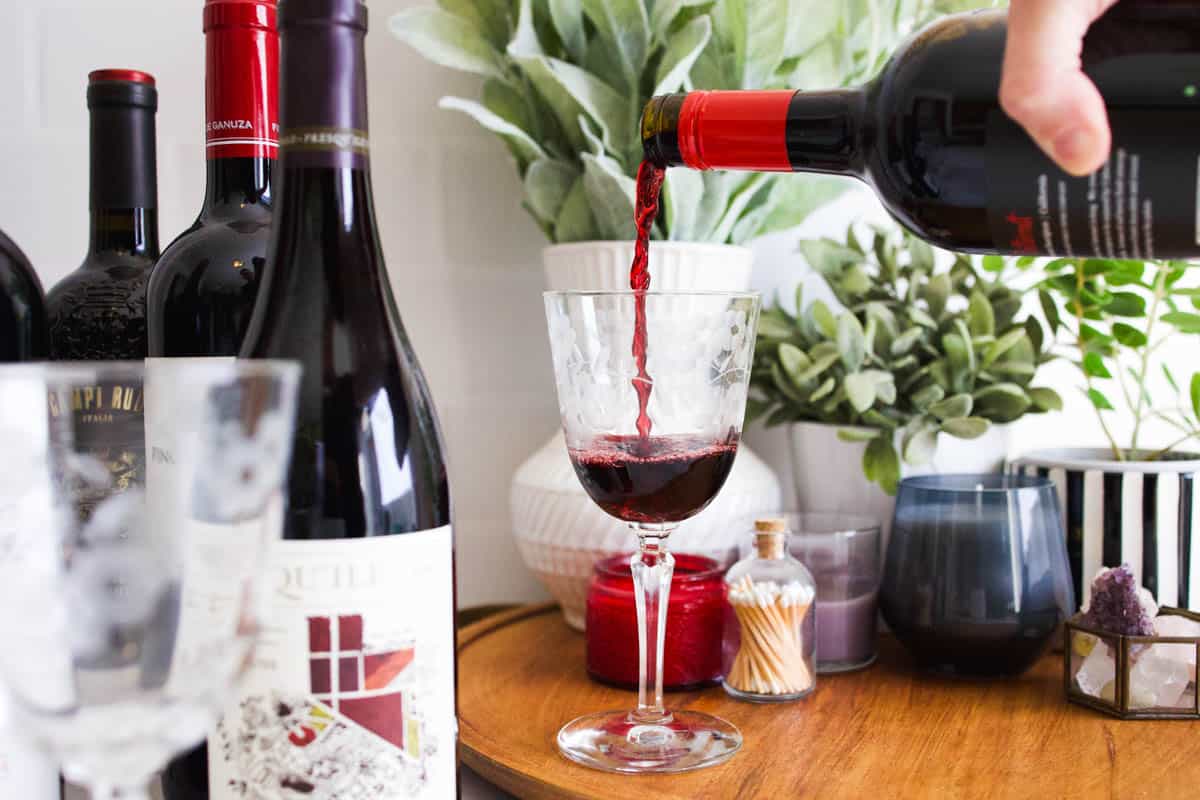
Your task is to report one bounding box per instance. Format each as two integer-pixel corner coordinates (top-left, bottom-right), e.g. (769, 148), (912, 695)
(557, 710), (741, 774)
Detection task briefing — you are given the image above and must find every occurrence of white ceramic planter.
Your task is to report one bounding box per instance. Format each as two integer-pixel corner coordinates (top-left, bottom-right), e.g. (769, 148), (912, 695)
(512, 240), (780, 630)
(787, 420), (1012, 543)
(1010, 449), (1200, 612)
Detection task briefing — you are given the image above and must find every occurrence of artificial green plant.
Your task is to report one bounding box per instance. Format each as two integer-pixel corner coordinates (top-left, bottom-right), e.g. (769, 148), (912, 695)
(749, 226), (1062, 493)
(391, 0), (982, 244)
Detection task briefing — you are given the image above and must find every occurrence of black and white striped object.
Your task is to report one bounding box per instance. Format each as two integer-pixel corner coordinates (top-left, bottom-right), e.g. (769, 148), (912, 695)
(1011, 449), (1200, 612)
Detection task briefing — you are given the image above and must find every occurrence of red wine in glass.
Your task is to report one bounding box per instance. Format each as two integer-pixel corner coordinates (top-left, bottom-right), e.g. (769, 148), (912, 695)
(630, 160), (665, 442)
(568, 434), (738, 524)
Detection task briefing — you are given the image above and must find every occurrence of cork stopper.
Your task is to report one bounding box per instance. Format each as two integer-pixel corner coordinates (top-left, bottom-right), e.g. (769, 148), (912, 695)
(753, 518), (787, 559)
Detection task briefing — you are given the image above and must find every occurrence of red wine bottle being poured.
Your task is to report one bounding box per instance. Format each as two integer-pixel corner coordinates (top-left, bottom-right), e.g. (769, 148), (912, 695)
(630, 160), (664, 443)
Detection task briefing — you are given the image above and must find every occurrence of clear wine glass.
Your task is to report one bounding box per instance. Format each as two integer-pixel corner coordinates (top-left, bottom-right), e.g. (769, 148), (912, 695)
(544, 290), (760, 773)
(0, 360), (300, 799)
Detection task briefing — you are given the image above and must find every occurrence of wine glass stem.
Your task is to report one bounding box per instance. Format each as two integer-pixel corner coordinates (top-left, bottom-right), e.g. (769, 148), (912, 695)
(630, 528), (675, 722)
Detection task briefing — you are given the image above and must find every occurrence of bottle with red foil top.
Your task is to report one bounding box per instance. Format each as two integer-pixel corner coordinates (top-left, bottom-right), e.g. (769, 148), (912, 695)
(643, 5), (1200, 258)
(147, 0), (279, 358)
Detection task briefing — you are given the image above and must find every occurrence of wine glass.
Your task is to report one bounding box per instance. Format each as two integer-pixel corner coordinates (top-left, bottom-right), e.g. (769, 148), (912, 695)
(0, 360), (300, 799)
(543, 290), (760, 773)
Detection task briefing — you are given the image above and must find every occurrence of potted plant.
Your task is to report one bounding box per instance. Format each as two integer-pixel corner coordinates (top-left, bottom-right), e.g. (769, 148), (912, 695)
(1012, 257), (1200, 612)
(751, 225), (1061, 533)
(391, 0), (977, 628)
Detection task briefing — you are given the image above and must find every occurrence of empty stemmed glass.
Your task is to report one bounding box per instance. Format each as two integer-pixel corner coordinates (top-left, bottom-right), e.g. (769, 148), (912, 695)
(0, 360), (299, 799)
(544, 290), (760, 773)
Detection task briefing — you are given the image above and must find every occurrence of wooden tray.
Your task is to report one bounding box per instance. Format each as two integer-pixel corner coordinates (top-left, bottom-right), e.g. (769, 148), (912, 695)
(458, 604), (1200, 799)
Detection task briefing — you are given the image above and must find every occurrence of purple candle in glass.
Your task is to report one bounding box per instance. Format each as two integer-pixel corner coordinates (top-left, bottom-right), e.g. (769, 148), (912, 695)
(786, 514), (882, 673)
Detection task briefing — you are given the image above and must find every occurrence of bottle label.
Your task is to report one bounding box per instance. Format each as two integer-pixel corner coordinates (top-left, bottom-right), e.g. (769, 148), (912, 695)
(206, 21), (279, 159)
(985, 109), (1200, 258)
(48, 379), (145, 521)
(280, 126), (369, 170)
(207, 528), (457, 799)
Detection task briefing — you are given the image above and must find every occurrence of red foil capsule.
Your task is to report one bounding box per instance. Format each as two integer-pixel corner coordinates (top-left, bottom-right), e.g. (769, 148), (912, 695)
(585, 553), (726, 691)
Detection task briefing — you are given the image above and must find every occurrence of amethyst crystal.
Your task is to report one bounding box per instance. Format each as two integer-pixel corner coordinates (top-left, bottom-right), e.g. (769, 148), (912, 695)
(1082, 565), (1156, 637)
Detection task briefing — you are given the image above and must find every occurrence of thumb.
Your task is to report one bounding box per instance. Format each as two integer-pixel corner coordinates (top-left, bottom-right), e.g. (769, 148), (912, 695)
(999, 0), (1118, 176)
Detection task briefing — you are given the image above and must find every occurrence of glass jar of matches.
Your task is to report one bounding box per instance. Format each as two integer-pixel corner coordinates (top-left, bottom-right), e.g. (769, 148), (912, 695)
(723, 518), (817, 702)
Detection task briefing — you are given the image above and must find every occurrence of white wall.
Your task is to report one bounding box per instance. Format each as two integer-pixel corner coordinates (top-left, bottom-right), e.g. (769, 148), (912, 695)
(1, 0), (1192, 611)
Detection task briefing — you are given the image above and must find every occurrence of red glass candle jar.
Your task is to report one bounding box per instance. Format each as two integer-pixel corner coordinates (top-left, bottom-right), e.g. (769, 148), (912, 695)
(585, 553), (725, 690)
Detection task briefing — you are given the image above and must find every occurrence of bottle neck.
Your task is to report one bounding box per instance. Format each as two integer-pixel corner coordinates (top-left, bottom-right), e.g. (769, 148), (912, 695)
(643, 89), (865, 176)
(202, 156), (274, 214)
(88, 208), (159, 258)
(87, 80), (158, 259)
(278, 9), (370, 173)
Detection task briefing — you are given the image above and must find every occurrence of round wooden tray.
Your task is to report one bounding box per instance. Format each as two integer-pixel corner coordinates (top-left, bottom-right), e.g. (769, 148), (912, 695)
(458, 604), (1200, 799)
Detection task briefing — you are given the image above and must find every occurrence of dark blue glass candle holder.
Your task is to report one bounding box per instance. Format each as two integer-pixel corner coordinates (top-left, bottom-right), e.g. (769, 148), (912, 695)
(881, 474), (1076, 677)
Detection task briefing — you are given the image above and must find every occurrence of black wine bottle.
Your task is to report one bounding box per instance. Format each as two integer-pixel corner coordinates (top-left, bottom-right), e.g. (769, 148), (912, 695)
(44, 69), (158, 520)
(167, 1), (458, 797)
(0, 229), (47, 362)
(47, 69), (159, 358)
(147, 0), (278, 358)
(643, 4), (1200, 258)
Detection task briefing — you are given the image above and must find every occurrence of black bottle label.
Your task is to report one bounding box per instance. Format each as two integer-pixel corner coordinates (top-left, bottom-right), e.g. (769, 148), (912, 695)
(49, 381), (146, 519)
(985, 109), (1200, 259)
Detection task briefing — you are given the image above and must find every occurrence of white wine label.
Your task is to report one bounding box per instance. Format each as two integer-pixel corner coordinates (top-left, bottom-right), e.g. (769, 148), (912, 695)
(209, 527), (457, 799)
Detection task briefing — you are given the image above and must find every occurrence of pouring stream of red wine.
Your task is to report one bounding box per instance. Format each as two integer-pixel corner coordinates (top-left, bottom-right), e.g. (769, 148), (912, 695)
(631, 160), (666, 445)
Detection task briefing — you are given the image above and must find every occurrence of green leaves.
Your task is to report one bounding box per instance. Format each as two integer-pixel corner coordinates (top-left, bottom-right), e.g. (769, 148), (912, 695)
(1192, 373), (1200, 422)
(838, 313), (867, 372)
(753, 224), (1064, 490)
(653, 16), (712, 95)
(1104, 292), (1147, 317)
(1082, 352), (1112, 379)
(1087, 387), (1116, 411)
(941, 417), (990, 439)
(1163, 311), (1200, 333)
(863, 436), (901, 496)
(1111, 322), (1148, 347)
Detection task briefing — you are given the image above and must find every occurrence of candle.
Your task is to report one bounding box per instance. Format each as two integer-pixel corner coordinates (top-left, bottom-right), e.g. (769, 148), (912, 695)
(787, 515), (883, 673)
(585, 553), (725, 690)
(880, 474), (1075, 677)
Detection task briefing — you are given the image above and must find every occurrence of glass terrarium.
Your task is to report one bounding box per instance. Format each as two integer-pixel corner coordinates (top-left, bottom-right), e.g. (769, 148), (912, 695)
(1065, 607), (1200, 719)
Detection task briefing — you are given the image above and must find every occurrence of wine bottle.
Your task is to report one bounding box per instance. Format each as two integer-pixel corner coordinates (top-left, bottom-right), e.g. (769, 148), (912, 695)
(47, 69), (159, 358)
(0, 229), (47, 362)
(45, 69), (158, 519)
(168, 1), (457, 797)
(643, 4), (1200, 258)
(147, 0), (278, 358)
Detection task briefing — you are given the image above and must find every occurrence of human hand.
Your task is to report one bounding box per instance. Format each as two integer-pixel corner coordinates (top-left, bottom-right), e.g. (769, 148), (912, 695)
(999, 0), (1120, 176)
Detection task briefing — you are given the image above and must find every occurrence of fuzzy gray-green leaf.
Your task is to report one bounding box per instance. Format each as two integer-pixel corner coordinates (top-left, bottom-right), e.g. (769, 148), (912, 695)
(524, 159), (579, 223)
(390, 7), (504, 77)
(581, 0), (650, 92)
(580, 152), (636, 239)
(438, 97), (547, 166)
(653, 16), (712, 95)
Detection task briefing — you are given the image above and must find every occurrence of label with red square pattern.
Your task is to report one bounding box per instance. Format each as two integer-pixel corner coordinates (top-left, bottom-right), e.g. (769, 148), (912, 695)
(208, 528), (456, 798)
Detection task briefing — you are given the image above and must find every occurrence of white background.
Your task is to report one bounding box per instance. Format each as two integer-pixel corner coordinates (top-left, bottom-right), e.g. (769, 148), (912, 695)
(0, 0), (1193, 616)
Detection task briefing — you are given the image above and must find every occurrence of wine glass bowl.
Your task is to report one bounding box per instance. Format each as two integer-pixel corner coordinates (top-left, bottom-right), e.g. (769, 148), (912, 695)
(0, 360), (299, 799)
(544, 290), (759, 774)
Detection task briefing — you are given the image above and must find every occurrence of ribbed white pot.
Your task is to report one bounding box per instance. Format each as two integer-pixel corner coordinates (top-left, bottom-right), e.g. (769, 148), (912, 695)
(513, 240), (781, 630)
(788, 421), (1012, 544)
(1010, 449), (1200, 611)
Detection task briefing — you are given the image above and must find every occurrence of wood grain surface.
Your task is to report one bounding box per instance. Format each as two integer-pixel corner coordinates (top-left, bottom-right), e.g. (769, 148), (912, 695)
(457, 604), (1200, 800)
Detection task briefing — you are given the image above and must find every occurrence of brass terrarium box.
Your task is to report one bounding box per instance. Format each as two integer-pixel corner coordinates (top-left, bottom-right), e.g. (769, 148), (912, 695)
(1064, 608), (1200, 720)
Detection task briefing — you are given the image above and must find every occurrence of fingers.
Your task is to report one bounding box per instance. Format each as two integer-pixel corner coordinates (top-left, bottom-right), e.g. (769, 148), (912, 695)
(1000, 0), (1119, 176)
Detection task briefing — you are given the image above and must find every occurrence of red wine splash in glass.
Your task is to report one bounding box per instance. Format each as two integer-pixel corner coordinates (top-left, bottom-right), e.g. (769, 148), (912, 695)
(568, 433), (739, 525)
(631, 160), (666, 444)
